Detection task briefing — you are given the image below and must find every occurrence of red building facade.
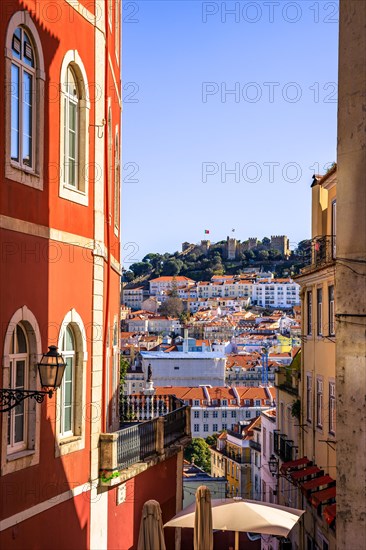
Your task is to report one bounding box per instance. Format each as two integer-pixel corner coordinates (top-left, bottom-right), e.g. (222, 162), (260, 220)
(0, 3), (191, 549)
(0, 0), (121, 547)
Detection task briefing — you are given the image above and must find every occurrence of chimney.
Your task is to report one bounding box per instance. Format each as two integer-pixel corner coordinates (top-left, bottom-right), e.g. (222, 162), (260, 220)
(183, 328), (189, 352)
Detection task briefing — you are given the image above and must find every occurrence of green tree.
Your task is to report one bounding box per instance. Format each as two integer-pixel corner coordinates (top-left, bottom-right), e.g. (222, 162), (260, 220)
(162, 259), (183, 276)
(258, 250), (269, 261)
(123, 270), (135, 282)
(179, 311), (191, 324)
(159, 297), (184, 317)
(184, 438), (212, 473)
(205, 433), (219, 447)
(130, 262), (151, 277)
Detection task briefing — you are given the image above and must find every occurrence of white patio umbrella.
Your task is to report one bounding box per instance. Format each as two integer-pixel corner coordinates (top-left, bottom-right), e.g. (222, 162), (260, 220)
(138, 500), (166, 550)
(165, 498), (304, 550)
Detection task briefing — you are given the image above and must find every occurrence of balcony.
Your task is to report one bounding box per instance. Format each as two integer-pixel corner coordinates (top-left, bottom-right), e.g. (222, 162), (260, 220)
(274, 430), (281, 456)
(299, 235), (336, 274)
(249, 440), (261, 452)
(99, 394), (191, 485)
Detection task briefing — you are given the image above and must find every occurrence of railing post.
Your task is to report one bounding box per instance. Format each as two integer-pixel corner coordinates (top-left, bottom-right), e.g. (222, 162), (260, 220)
(100, 433), (118, 471)
(185, 407), (191, 437)
(156, 416), (165, 456)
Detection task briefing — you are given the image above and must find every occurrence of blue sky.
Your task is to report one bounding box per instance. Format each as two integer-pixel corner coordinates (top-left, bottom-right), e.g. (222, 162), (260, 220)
(122, 0), (339, 265)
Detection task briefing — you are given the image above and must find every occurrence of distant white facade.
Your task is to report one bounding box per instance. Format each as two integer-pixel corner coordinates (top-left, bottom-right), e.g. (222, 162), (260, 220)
(122, 287), (144, 310)
(140, 351), (226, 387)
(123, 274), (300, 313)
(126, 317), (181, 334)
(149, 276), (195, 296)
(253, 280), (299, 309)
(190, 404), (264, 439)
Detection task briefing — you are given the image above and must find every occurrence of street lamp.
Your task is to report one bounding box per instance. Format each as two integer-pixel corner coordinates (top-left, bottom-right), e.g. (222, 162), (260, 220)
(0, 345), (66, 413)
(268, 454), (280, 496)
(269, 453), (279, 476)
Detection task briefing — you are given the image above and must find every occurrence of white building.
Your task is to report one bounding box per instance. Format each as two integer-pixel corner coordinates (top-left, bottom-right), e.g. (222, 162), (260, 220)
(252, 279), (299, 309)
(126, 316), (181, 334)
(151, 386), (275, 438)
(147, 317), (182, 334)
(149, 276), (195, 296)
(140, 351), (227, 387)
(250, 417), (262, 501)
(122, 286), (144, 310)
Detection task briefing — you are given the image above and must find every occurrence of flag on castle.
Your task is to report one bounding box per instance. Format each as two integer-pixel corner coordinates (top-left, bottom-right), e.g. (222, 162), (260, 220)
(204, 229), (210, 234)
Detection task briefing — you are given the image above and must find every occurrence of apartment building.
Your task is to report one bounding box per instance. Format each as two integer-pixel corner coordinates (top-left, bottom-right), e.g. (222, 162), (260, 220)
(139, 350), (227, 387)
(149, 386), (275, 438)
(122, 286), (145, 310)
(210, 419), (261, 499)
(252, 279), (300, 309)
(149, 275), (195, 296)
(290, 167), (337, 550)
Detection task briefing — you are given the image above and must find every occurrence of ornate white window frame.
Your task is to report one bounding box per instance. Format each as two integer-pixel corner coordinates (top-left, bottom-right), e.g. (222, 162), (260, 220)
(55, 309), (88, 456)
(59, 50), (90, 206)
(1, 306), (42, 475)
(4, 11), (45, 189)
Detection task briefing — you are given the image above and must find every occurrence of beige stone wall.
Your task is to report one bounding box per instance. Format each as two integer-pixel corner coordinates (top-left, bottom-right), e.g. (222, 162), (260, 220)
(336, 0), (366, 546)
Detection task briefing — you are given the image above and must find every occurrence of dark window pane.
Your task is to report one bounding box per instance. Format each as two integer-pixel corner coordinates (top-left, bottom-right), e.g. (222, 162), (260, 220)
(14, 413), (24, 443)
(12, 28), (21, 59)
(16, 325), (27, 353)
(23, 33), (34, 67)
(11, 64), (20, 161)
(16, 360), (25, 387)
(22, 72), (33, 167)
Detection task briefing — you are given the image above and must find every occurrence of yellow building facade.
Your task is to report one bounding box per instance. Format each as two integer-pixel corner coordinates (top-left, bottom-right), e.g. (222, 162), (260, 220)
(295, 166), (337, 549)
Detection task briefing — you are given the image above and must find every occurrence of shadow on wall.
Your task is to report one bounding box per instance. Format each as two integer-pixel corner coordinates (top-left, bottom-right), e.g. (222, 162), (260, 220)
(0, 417), (89, 550)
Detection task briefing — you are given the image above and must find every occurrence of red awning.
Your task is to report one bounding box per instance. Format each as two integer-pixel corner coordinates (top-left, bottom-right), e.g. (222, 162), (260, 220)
(300, 475), (335, 496)
(323, 503), (336, 526)
(290, 466), (323, 481)
(280, 457), (311, 475)
(311, 486), (336, 508)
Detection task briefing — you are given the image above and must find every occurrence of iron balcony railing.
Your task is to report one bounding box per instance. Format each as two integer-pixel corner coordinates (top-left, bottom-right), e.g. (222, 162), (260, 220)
(116, 418), (159, 470)
(120, 393), (183, 424)
(300, 235), (336, 271)
(274, 430), (281, 455)
(249, 440), (261, 452)
(100, 394), (190, 476)
(274, 432), (296, 462)
(164, 407), (186, 447)
(219, 448), (251, 465)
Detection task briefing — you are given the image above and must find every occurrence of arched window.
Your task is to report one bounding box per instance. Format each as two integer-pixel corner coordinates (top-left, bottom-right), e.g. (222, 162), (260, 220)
(62, 67), (79, 188)
(56, 309), (87, 456)
(59, 51), (90, 205)
(1, 306), (42, 474)
(60, 325), (76, 437)
(7, 324), (29, 453)
(10, 27), (35, 168)
(5, 12), (45, 189)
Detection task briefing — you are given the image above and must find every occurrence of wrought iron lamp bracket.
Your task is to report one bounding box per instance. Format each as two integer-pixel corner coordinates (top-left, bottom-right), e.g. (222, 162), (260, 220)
(0, 388), (53, 413)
